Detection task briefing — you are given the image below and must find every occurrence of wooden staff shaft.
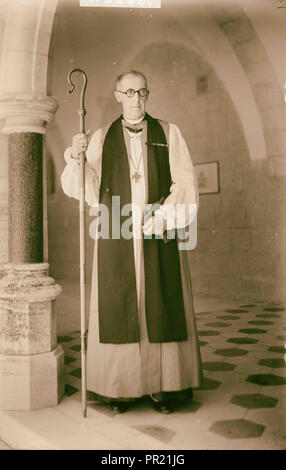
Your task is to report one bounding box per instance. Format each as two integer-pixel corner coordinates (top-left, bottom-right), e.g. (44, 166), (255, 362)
(79, 148), (87, 418)
(68, 69), (88, 418)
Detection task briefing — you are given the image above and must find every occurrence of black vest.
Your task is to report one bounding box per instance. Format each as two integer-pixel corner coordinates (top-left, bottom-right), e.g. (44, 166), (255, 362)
(97, 113), (187, 344)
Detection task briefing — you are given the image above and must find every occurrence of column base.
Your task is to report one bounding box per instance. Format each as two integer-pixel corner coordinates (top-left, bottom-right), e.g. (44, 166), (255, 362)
(0, 345), (65, 411)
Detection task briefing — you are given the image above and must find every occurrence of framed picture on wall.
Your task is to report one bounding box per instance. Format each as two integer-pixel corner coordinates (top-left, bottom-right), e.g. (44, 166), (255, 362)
(194, 161), (220, 195)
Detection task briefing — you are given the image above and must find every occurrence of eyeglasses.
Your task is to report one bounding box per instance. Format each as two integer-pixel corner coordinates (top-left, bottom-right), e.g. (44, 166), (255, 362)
(117, 88), (149, 98)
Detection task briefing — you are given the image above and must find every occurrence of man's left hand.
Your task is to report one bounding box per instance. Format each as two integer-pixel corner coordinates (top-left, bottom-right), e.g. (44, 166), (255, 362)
(142, 210), (166, 236)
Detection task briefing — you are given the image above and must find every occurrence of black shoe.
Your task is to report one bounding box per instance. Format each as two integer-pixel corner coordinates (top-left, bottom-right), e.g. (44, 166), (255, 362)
(149, 396), (173, 414)
(110, 401), (129, 414)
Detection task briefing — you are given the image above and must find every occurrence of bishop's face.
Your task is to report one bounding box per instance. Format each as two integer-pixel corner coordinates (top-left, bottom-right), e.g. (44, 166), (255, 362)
(114, 74), (149, 120)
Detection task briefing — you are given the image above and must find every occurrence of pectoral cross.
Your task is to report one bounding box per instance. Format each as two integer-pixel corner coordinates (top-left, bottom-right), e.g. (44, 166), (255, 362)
(132, 171), (142, 183)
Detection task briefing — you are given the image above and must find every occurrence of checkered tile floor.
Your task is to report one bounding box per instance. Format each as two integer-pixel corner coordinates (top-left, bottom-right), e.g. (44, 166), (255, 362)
(58, 300), (286, 450)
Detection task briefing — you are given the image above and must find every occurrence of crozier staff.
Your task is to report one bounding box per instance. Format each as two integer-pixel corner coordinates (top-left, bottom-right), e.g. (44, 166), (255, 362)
(61, 70), (203, 414)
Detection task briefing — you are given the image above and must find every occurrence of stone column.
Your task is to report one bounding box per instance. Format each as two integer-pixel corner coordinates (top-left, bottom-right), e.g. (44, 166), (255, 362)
(9, 132), (44, 263)
(0, 96), (64, 410)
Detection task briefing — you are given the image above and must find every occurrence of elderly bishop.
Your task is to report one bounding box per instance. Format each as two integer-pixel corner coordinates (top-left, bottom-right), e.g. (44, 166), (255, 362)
(61, 70), (203, 414)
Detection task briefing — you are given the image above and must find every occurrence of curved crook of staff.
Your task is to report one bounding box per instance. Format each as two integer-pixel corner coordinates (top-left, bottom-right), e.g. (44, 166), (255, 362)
(68, 68), (88, 418)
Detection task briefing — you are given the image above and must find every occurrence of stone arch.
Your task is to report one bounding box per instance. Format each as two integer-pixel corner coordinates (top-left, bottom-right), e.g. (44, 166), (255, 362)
(208, 0), (286, 173)
(158, 4), (267, 163)
(0, 0), (58, 133)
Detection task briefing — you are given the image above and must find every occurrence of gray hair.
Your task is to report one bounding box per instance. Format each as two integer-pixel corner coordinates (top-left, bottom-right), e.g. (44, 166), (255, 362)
(115, 70), (148, 90)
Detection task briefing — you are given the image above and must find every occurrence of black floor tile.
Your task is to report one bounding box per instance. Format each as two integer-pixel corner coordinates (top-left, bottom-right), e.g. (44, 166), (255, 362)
(238, 328), (267, 334)
(256, 314), (280, 318)
(246, 374), (286, 386)
(230, 393), (278, 409)
(227, 337), (259, 345)
(65, 384), (79, 397)
(210, 419), (265, 439)
(258, 358), (286, 369)
(69, 368), (82, 378)
(240, 305), (256, 308)
(268, 346), (286, 354)
(263, 307), (285, 312)
(70, 344), (81, 351)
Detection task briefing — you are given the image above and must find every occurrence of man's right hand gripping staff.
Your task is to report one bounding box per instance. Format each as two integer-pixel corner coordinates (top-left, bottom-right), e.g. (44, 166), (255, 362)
(61, 128), (99, 206)
(71, 130), (91, 161)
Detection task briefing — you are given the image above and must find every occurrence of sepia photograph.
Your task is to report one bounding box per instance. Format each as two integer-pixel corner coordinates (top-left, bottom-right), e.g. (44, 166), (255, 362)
(0, 0), (285, 452)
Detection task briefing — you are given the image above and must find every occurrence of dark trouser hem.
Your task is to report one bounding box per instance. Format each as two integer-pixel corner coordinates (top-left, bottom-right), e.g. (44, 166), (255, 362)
(87, 387), (194, 403)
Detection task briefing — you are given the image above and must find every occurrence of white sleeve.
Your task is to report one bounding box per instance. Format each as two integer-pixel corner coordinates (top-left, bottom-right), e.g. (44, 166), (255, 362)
(157, 123), (198, 229)
(60, 128), (102, 207)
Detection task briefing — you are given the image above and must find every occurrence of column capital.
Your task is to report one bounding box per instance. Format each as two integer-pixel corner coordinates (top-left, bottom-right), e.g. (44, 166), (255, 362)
(0, 94), (58, 135)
